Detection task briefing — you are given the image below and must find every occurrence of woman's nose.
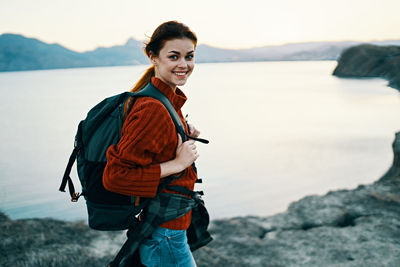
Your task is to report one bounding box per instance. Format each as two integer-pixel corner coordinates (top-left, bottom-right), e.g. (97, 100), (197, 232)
(177, 58), (188, 68)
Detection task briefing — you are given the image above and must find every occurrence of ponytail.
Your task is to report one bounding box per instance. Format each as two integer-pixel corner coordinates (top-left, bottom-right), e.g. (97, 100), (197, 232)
(124, 65), (155, 117)
(130, 65), (155, 92)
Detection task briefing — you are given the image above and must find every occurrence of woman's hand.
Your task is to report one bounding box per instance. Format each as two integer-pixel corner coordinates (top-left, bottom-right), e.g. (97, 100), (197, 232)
(159, 134), (199, 178)
(188, 123), (200, 138)
(175, 134), (199, 169)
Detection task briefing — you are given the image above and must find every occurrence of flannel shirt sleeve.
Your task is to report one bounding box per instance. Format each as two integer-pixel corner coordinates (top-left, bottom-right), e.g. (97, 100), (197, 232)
(103, 97), (174, 198)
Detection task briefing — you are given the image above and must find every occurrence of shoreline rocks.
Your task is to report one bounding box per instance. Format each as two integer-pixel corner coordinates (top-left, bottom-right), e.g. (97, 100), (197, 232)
(2, 132), (400, 266)
(333, 44), (400, 90)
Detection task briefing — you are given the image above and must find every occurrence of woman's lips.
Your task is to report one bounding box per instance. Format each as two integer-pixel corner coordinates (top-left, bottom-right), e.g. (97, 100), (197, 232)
(173, 71), (189, 78)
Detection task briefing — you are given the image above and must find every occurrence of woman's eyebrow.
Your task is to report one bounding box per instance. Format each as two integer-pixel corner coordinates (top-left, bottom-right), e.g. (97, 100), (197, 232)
(168, 50), (195, 54)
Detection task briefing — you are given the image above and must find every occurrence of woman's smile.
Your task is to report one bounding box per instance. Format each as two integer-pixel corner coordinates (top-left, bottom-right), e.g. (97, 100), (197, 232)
(173, 70), (189, 77)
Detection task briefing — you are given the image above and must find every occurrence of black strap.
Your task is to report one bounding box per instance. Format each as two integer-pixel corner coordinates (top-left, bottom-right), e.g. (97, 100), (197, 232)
(108, 220), (142, 267)
(59, 147), (80, 201)
(185, 114), (209, 144)
(186, 134), (209, 144)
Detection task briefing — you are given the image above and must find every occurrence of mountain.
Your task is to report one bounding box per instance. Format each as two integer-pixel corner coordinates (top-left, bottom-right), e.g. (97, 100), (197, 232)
(196, 41), (357, 62)
(0, 34), (148, 71)
(1, 33), (400, 72)
(82, 37), (147, 66)
(0, 34), (87, 71)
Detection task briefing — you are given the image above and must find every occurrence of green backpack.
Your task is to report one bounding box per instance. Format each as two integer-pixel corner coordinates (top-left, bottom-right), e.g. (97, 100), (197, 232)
(59, 81), (208, 230)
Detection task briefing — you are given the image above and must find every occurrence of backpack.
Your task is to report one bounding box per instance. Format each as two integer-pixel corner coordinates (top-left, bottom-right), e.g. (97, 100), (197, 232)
(59, 82), (207, 231)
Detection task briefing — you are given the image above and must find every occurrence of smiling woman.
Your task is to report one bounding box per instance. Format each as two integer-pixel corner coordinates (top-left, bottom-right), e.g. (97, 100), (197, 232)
(102, 21), (208, 266)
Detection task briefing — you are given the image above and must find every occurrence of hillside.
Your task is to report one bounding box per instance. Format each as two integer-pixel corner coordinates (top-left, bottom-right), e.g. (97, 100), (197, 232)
(0, 34), (148, 71)
(1, 33), (399, 72)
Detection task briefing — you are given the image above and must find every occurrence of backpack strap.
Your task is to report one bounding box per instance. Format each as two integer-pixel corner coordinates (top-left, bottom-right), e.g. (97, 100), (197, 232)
(58, 147), (80, 201)
(59, 120), (84, 201)
(130, 82), (209, 144)
(130, 82), (188, 142)
(166, 185), (204, 200)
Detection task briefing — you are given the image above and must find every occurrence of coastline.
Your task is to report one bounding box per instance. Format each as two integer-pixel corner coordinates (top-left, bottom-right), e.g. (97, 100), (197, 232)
(2, 47), (400, 265)
(2, 132), (400, 266)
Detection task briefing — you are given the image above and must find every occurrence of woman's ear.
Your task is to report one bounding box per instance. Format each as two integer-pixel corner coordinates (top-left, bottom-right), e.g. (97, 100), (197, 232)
(149, 52), (157, 66)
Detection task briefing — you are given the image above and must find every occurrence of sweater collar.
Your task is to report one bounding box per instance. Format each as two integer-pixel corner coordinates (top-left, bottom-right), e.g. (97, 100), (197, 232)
(151, 77), (187, 110)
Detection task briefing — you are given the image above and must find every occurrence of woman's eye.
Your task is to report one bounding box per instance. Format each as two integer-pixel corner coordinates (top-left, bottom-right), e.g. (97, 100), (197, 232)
(169, 55), (178, 60)
(186, 55), (194, 60)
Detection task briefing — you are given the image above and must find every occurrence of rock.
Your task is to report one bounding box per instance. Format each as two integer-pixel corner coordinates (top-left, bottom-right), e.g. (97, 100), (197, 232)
(0, 214), (126, 266)
(193, 132), (400, 266)
(333, 44), (400, 90)
(2, 132), (400, 266)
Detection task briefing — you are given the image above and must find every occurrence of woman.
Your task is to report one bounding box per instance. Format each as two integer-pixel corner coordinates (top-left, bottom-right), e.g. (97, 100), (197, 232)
(103, 21), (201, 266)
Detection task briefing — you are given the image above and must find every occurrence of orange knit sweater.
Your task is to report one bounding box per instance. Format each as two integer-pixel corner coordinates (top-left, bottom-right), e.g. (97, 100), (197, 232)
(103, 77), (197, 230)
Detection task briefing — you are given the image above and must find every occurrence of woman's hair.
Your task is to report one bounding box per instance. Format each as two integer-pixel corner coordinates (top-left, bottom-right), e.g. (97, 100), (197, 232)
(131, 21), (197, 92)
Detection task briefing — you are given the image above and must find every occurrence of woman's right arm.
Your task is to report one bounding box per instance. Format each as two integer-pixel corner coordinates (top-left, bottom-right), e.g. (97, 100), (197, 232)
(103, 99), (199, 197)
(103, 100), (173, 198)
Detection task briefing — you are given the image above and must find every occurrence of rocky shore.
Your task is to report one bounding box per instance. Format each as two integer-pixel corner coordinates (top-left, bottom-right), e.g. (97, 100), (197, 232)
(194, 132), (400, 266)
(333, 44), (400, 90)
(2, 132), (400, 266)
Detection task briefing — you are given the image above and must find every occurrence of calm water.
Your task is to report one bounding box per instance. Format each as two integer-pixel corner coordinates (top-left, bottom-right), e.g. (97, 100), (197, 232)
(1, 61), (400, 221)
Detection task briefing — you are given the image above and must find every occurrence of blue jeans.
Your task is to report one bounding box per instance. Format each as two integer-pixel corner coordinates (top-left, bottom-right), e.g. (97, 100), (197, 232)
(139, 226), (197, 267)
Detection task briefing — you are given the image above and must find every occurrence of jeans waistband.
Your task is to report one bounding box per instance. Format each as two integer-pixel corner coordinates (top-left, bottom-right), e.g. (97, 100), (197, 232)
(153, 226), (186, 237)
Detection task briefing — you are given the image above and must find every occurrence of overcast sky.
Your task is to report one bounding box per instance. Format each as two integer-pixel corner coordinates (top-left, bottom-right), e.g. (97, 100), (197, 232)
(1, 0), (399, 52)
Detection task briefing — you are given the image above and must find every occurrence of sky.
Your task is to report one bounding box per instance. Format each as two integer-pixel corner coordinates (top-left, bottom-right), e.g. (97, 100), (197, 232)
(0, 0), (399, 52)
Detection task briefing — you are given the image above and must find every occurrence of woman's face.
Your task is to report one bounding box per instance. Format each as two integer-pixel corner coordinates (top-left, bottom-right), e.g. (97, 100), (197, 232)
(151, 38), (195, 90)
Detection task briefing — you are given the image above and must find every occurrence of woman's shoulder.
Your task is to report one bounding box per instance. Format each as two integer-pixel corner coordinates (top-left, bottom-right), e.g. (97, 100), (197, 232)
(124, 96), (171, 125)
(133, 96), (169, 114)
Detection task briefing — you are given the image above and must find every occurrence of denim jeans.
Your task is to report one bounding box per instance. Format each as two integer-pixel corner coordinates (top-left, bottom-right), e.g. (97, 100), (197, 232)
(139, 226), (197, 267)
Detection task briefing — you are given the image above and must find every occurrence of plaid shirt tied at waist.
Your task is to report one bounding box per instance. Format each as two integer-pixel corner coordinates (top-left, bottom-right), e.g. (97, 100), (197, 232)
(109, 192), (213, 267)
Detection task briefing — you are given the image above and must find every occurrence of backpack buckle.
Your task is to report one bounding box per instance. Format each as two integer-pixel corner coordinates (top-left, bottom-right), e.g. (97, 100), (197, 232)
(71, 192), (81, 202)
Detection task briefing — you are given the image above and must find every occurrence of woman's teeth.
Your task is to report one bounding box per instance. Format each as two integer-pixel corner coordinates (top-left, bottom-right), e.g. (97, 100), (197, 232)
(174, 72), (186, 76)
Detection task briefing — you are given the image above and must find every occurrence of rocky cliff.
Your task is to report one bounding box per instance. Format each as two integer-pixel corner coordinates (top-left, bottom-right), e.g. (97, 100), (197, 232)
(333, 44), (400, 90)
(2, 133), (400, 266)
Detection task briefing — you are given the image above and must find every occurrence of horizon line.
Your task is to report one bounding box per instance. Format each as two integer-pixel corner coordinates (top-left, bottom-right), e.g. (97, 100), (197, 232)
(1, 31), (400, 53)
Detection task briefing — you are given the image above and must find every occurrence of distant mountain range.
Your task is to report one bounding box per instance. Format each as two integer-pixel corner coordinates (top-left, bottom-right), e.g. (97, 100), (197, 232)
(1, 33), (399, 72)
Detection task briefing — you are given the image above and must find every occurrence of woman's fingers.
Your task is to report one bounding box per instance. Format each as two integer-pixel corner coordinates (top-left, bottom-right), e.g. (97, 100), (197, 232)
(175, 135), (200, 169)
(188, 123), (200, 138)
(187, 142), (196, 149)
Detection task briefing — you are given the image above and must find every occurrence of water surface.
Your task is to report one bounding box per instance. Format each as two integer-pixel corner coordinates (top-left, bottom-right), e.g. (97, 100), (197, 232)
(0, 61), (399, 221)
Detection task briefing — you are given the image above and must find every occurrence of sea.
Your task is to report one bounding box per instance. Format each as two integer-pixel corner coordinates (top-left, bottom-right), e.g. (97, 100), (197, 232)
(1, 61), (400, 222)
